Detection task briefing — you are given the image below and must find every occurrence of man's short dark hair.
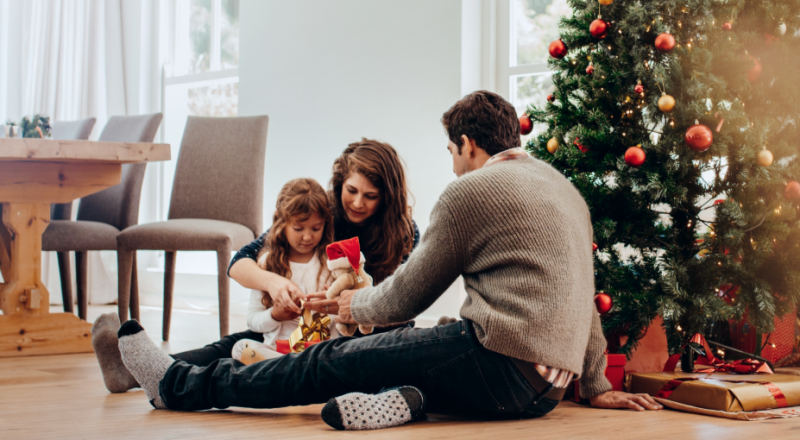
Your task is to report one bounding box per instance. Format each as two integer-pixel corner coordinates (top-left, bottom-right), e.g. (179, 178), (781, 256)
(441, 90), (521, 156)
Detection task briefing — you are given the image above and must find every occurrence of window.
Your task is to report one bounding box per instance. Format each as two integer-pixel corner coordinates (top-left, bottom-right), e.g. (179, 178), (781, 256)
(160, 0), (240, 220)
(498, 0), (570, 141)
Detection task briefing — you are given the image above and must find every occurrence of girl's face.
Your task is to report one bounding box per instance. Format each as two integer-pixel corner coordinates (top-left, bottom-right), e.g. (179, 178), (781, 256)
(285, 213), (325, 261)
(341, 172), (380, 224)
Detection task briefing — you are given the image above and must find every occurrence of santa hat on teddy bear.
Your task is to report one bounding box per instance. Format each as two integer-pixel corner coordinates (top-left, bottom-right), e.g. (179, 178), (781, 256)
(326, 237), (365, 271)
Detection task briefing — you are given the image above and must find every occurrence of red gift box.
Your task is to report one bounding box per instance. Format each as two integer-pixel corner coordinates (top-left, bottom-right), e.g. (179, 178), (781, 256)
(570, 353), (626, 403)
(730, 309), (797, 363)
(276, 339), (323, 354)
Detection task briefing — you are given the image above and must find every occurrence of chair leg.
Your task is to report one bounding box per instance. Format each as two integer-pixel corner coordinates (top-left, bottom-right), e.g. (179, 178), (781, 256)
(162, 251), (177, 341)
(216, 248), (231, 338)
(56, 251), (74, 314)
(75, 251), (89, 321)
(130, 252), (140, 322)
(117, 248), (134, 323)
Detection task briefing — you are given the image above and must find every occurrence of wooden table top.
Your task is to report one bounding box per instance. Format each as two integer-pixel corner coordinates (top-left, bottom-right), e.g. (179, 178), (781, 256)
(0, 138), (170, 163)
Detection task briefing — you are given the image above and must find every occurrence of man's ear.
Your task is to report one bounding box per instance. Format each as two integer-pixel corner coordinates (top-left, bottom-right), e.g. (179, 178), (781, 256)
(460, 134), (475, 157)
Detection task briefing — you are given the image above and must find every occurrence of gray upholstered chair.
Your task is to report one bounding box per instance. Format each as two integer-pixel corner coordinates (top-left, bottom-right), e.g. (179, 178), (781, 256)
(47, 117), (97, 313)
(42, 114), (163, 320)
(117, 116), (268, 340)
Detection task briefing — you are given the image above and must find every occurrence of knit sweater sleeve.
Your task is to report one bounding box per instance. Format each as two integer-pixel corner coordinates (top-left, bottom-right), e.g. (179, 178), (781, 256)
(351, 199), (463, 326)
(579, 310), (613, 398)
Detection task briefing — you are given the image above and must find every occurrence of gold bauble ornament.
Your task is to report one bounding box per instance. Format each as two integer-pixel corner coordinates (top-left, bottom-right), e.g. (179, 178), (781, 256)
(757, 149), (774, 167)
(598, 0), (613, 5)
(547, 138), (559, 154)
(658, 93), (676, 113)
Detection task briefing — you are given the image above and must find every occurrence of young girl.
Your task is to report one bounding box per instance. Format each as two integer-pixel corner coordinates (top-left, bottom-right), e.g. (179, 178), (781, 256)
(231, 178), (339, 362)
(90, 178), (340, 394)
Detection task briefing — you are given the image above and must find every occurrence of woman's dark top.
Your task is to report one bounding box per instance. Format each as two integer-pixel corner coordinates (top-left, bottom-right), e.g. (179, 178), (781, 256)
(227, 218), (420, 279)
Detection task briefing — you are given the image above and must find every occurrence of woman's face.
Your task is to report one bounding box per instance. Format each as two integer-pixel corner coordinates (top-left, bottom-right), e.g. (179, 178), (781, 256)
(341, 172), (380, 224)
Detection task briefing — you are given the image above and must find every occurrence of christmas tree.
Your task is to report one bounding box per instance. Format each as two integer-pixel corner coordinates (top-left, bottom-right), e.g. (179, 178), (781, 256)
(523, 0), (800, 358)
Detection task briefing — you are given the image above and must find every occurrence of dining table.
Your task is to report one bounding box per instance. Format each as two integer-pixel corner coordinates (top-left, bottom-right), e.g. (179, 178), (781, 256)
(0, 138), (169, 357)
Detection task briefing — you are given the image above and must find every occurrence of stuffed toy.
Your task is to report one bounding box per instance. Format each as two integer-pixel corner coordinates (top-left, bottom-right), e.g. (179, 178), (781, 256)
(232, 339), (268, 366)
(326, 237), (373, 336)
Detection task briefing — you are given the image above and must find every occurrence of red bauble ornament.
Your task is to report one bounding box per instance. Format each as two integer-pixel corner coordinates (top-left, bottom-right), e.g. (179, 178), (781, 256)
(747, 56), (762, 82)
(592, 242), (598, 251)
(594, 292), (613, 314)
(549, 39), (568, 59)
(519, 115), (533, 135)
(590, 19), (609, 39)
(624, 146), (646, 167)
(685, 123), (713, 152)
(634, 83), (644, 94)
(586, 63), (594, 75)
(713, 199), (725, 206)
(722, 22), (732, 31)
(547, 94), (555, 102)
(655, 33), (676, 53)
(785, 181), (800, 201)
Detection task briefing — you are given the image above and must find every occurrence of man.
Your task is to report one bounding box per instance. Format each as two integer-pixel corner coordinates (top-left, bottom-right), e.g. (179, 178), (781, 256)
(108, 91), (661, 430)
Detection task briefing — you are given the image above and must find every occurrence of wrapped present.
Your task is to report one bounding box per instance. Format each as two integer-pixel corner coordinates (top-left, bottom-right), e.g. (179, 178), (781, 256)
(626, 371), (800, 412)
(570, 353), (626, 403)
(275, 304), (331, 354)
(626, 333), (800, 413)
(730, 309), (798, 363)
(276, 338), (323, 354)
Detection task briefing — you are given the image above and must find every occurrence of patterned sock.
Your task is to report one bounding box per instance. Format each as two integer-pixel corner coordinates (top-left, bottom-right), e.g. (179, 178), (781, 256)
(117, 320), (174, 409)
(321, 386), (426, 431)
(91, 313), (139, 393)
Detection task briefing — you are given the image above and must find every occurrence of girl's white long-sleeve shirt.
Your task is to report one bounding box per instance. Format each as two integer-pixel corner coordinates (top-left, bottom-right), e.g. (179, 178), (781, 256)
(246, 253), (337, 350)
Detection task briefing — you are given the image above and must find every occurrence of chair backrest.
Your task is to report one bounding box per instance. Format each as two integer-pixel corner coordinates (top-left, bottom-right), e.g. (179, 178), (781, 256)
(168, 116), (269, 237)
(50, 117), (97, 142)
(50, 117), (97, 220)
(76, 113), (163, 230)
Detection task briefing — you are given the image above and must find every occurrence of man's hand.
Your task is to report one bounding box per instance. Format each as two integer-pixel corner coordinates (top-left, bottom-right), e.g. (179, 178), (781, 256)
(590, 391), (663, 411)
(267, 277), (306, 314)
(304, 291), (339, 315)
(334, 289), (358, 325)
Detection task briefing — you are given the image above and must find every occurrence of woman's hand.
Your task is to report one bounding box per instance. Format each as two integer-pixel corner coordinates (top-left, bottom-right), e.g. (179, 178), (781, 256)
(589, 391), (663, 411)
(270, 305), (301, 322)
(304, 291), (339, 315)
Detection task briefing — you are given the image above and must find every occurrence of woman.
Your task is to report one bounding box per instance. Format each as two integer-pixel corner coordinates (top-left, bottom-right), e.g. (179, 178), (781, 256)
(228, 138), (419, 321)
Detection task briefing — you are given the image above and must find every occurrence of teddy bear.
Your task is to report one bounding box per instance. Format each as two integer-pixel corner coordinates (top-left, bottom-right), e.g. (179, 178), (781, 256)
(326, 237), (374, 336)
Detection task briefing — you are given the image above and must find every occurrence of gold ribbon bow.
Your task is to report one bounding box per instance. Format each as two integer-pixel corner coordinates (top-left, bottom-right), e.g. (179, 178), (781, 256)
(288, 301), (332, 353)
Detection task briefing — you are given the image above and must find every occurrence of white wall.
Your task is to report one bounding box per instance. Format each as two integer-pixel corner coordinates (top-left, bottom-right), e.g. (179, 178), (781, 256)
(238, 0), (473, 321)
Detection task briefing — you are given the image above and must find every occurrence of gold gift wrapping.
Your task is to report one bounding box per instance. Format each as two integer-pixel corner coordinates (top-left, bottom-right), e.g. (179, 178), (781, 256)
(626, 372), (800, 412)
(288, 306), (332, 353)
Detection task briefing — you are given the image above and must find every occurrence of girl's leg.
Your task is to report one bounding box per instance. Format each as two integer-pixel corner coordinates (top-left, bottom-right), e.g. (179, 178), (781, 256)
(171, 330), (265, 367)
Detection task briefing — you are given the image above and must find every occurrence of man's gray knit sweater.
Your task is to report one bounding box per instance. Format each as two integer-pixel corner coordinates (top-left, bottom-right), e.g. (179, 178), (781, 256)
(351, 155), (612, 398)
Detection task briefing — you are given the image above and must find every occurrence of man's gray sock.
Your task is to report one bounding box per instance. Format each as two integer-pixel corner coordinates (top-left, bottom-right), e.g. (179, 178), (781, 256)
(91, 313), (139, 393)
(117, 320), (174, 409)
(321, 386), (426, 431)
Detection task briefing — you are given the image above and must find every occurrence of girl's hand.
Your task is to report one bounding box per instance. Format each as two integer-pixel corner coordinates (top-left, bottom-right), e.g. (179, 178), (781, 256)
(268, 277), (307, 314)
(271, 306), (301, 322)
(305, 291), (339, 315)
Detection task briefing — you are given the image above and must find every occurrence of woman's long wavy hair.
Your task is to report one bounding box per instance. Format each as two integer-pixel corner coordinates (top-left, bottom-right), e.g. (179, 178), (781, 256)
(258, 178), (334, 308)
(330, 139), (414, 283)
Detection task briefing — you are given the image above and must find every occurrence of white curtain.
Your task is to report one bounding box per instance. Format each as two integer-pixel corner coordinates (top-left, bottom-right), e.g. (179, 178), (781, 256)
(0, 0), (165, 305)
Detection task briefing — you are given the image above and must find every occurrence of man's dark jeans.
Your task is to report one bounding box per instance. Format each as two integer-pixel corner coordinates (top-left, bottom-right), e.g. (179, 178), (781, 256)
(159, 320), (559, 419)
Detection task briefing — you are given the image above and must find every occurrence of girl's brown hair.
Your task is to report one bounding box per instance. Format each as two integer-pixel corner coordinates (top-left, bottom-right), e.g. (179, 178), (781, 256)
(258, 178), (334, 308)
(330, 139), (414, 283)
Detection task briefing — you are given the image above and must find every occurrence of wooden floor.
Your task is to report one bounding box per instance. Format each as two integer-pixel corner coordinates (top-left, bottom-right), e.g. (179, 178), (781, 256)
(2, 306), (800, 439)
